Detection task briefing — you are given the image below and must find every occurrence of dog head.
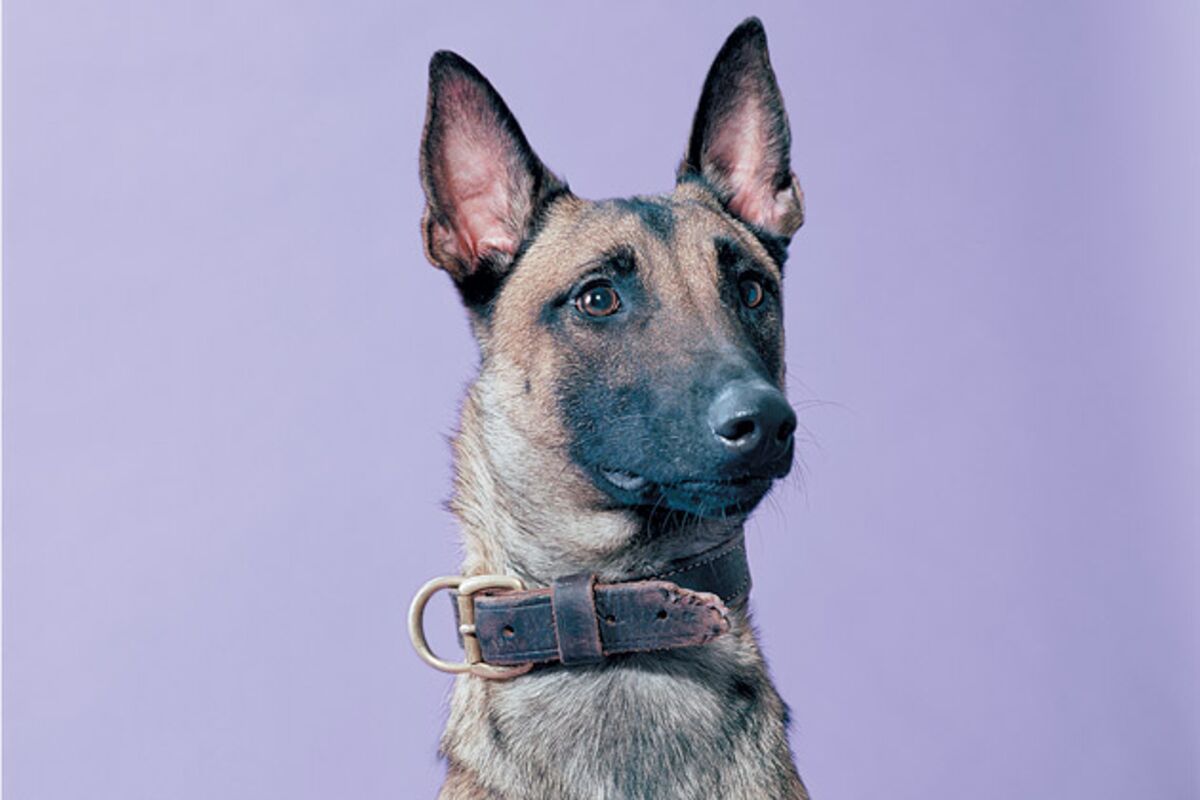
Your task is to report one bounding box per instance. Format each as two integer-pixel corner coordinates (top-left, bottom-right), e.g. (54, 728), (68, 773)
(419, 19), (803, 528)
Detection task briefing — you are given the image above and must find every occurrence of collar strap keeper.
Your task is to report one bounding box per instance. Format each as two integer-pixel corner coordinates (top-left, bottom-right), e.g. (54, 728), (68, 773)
(552, 573), (605, 665)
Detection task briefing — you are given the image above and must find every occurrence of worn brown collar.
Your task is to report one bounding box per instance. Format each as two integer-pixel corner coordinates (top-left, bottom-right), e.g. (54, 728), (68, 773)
(409, 532), (751, 679)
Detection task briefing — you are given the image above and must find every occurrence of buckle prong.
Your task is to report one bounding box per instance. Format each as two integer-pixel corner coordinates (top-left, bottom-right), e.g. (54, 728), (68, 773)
(408, 574), (533, 680)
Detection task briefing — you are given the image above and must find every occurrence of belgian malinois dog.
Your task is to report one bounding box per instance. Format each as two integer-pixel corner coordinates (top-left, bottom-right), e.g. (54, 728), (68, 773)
(411, 17), (810, 800)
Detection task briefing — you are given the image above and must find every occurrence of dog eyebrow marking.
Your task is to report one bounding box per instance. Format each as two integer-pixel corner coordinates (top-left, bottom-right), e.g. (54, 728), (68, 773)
(747, 227), (790, 268)
(612, 197), (675, 243)
(602, 246), (638, 275)
(572, 245), (637, 282)
(715, 237), (774, 285)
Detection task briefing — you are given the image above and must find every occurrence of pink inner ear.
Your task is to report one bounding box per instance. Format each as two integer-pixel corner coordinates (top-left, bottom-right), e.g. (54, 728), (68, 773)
(440, 138), (520, 262)
(431, 79), (525, 267)
(707, 100), (782, 231)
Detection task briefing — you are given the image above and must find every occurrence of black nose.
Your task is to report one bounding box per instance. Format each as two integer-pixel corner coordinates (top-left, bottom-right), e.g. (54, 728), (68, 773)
(708, 380), (797, 466)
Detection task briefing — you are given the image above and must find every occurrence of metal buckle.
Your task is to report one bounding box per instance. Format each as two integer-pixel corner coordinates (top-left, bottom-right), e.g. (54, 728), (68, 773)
(408, 574), (534, 680)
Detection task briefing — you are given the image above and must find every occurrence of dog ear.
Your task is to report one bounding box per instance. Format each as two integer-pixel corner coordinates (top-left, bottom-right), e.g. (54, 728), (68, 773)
(678, 18), (804, 239)
(420, 51), (568, 306)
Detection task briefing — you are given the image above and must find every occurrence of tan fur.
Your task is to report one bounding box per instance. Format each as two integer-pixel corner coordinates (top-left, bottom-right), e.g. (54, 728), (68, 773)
(420, 20), (811, 795)
(434, 191), (809, 799)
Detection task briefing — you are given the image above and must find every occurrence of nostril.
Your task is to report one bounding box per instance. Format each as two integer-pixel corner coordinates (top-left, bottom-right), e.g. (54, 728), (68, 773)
(725, 418), (758, 443)
(776, 416), (796, 442)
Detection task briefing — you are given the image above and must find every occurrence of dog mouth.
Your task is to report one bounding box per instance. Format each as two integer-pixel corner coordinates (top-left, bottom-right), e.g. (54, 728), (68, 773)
(596, 467), (777, 517)
(600, 469), (651, 492)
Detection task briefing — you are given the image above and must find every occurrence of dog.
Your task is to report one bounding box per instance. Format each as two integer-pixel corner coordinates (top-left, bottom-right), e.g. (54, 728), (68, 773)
(411, 17), (810, 800)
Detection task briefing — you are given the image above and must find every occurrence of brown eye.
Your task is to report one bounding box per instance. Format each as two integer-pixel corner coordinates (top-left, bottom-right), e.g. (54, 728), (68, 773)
(739, 278), (765, 308)
(576, 283), (621, 317)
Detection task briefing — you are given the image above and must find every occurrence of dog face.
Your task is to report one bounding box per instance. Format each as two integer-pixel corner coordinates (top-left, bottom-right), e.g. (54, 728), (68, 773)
(420, 19), (804, 521)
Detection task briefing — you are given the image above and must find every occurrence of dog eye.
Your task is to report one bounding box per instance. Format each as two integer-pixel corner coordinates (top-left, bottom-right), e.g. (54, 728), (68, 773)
(739, 277), (765, 309)
(576, 283), (621, 317)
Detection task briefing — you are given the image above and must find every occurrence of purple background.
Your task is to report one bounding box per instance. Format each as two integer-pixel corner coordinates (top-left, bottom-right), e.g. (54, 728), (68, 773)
(5, 1), (1198, 798)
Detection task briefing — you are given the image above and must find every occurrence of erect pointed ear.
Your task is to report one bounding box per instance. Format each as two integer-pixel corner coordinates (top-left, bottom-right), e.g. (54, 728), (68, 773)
(678, 18), (804, 239)
(420, 51), (568, 306)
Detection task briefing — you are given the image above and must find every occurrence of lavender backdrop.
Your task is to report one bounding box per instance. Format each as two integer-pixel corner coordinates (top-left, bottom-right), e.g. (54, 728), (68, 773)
(5, 1), (1198, 798)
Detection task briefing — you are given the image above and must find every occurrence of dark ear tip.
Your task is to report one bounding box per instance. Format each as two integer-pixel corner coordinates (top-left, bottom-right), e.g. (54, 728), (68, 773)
(429, 49), (461, 70)
(729, 16), (767, 45)
(428, 49), (483, 85)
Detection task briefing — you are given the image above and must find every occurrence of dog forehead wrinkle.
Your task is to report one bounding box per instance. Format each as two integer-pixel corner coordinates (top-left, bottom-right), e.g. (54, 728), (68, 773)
(610, 196), (676, 243)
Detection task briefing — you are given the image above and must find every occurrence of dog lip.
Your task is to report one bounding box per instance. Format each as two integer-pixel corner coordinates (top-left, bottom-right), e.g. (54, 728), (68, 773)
(656, 475), (776, 518)
(590, 465), (777, 518)
(596, 468), (774, 493)
(664, 475), (773, 490)
(600, 468), (649, 491)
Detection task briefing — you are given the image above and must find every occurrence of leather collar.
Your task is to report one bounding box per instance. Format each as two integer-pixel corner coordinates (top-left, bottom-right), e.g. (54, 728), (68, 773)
(449, 532), (751, 673)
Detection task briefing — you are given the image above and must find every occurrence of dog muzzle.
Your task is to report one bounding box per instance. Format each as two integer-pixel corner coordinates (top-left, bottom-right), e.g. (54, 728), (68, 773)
(408, 533), (751, 679)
